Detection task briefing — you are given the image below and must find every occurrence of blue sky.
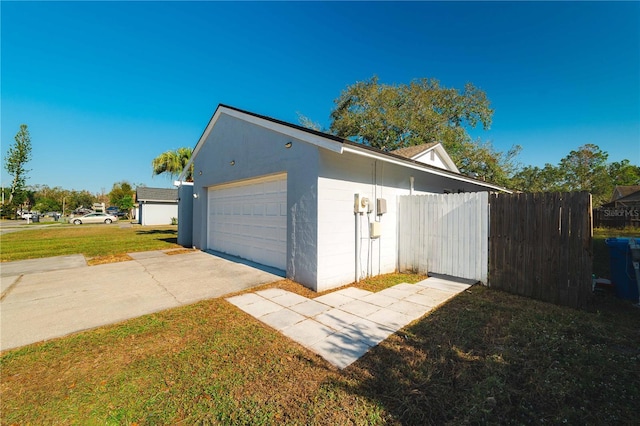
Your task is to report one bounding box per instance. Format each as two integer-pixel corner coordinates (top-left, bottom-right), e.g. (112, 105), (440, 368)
(2, 1), (639, 194)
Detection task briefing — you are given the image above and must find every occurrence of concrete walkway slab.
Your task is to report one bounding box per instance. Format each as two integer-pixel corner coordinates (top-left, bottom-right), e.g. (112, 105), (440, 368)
(226, 277), (472, 369)
(1, 250), (282, 351)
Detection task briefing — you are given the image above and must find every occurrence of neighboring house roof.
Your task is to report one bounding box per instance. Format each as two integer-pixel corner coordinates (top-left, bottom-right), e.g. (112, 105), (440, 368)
(136, 187), (178, 202)
(392, 142), (460, 173)
(181, 104), (510, 193)
(392, 142), (439, 159)
(611, 185), (640, 201)
(603, 188), (640, 208)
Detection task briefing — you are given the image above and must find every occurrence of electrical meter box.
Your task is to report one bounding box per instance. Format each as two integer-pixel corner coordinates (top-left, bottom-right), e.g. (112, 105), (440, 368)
(376, 198), (387, 215)
(354, 194), (369, 214)
(370, 221), (381, 238)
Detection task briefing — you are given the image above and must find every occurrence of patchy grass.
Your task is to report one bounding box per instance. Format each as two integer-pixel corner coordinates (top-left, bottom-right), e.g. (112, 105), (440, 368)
(0, 225), (181, 262)
(86, 253), (134, 266)
(165, 248), (198, 256)
(1, 276), (637, 424)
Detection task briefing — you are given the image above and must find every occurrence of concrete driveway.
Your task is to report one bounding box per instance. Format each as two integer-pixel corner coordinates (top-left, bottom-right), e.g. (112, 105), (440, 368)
(0, 250), (282, 351)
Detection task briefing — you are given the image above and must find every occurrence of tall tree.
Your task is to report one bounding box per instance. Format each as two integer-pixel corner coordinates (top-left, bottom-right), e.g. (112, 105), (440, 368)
(152, 147), (193, 181)
(4, 124), (32, 206)
(329, 76), (519, 184)
(559, 144), (610, 205)
(109, 181), (134, 209)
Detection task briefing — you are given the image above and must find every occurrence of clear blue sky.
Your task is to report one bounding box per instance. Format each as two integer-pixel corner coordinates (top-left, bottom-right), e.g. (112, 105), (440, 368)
(2, 1), (639, 194)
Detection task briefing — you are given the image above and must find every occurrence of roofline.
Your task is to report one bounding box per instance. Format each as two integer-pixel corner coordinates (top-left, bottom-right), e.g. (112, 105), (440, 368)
(138, 199), (179, 203)
(180, 104), (511, 193)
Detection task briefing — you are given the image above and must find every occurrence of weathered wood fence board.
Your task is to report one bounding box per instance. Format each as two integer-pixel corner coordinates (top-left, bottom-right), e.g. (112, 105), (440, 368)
(398, 192), (489, 283)
(488, 192), (593, 309)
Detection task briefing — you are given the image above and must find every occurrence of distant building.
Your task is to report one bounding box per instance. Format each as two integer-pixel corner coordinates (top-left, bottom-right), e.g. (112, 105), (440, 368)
(136, 187), (178, 226)
(594, 185), (640, 228)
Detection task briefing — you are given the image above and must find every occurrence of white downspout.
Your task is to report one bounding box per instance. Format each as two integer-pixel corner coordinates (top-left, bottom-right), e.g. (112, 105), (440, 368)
(355, 211), (360, 283)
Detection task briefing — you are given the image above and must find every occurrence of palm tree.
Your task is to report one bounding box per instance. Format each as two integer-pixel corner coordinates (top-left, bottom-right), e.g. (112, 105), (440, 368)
(152, 147), (193, 181)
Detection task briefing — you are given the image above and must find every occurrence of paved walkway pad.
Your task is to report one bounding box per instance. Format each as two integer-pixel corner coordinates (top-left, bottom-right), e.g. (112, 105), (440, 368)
(226, 277), (472, 369)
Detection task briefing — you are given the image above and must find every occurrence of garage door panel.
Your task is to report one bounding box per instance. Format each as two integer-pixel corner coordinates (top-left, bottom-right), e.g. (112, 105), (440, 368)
(208, 175), (286, 271)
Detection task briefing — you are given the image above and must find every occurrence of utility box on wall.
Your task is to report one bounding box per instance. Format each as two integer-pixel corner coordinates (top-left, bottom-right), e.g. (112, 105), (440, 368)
(370, 221), (381, 238)
(377, 198), (387, 215)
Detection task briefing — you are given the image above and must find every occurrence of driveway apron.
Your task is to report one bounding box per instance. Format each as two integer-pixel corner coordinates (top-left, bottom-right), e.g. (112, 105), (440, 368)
(0, 251), (281, 351)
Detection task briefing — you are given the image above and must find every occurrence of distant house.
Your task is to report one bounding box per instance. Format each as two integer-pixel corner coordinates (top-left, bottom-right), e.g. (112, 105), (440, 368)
(595, 185), (640, 228)
(609, 185), (640, 205)
(176, 104), (509, 292)
(136, 187), (178, 226)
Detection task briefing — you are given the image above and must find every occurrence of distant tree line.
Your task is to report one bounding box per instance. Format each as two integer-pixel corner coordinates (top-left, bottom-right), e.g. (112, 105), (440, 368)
(0, 181), (139, 219)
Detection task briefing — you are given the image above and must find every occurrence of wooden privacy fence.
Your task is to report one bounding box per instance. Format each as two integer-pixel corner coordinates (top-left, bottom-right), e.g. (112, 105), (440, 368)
(397, 191), (593, 309)
(398, 192), (489, 283)
(488, 192), (593, 309)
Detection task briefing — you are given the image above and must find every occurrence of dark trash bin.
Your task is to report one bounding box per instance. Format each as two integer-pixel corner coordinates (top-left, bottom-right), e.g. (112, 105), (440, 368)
(605, 238), (639, 301)
(31, 214), (40, 223)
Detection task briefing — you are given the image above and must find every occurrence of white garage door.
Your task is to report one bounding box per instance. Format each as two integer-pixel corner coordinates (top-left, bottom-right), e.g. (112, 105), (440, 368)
(208, 174), (287, 270)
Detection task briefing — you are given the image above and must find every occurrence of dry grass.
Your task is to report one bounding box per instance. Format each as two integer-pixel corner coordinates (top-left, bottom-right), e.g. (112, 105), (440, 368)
(1, 274), (637, 425)
(87, 253), (134, 266)
(165, 248), (198, 256)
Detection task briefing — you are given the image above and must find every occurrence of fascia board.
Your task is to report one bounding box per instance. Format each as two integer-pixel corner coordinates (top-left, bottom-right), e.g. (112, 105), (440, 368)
(342, 145), (511, 193)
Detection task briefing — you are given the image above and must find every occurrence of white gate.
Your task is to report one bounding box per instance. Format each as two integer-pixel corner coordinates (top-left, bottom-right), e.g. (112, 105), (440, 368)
(398, 192), (489, 283)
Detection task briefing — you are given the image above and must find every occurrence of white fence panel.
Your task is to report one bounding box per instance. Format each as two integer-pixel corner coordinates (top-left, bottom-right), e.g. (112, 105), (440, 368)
(398, 192), (489, 283)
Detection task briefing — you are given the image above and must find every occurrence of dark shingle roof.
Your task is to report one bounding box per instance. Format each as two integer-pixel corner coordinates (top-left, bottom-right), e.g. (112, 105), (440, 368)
(392, 142), (439, 159)
(204, 104), (510, 192)
(613, 185), (640, 200)
(136, 187), (178, 202)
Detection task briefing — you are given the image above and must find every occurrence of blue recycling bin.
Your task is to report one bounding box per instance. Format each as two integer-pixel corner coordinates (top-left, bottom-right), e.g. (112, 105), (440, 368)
(605, 238), (639, 301)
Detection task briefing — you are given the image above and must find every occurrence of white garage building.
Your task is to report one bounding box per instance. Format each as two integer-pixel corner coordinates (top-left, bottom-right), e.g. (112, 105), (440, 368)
(178, 105), (506, 292)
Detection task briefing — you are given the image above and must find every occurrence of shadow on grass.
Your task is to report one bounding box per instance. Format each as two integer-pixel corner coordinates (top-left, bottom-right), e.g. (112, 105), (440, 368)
(337, 286), (639, 425)
(135, 229), (177, 235)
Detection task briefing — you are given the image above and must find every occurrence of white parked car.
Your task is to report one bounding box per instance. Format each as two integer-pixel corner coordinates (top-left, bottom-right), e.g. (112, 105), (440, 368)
(19, 211), (38, 220)
(71, 212), (118, 225)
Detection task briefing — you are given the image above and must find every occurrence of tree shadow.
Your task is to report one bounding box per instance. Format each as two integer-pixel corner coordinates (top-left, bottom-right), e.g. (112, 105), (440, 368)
(331, 287), (639, 424)
(135, 229), (177, 235)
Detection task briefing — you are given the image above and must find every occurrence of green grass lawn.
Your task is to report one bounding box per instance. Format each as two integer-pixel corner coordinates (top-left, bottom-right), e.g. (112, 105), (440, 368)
(1, 224), (638, 423)
(1, 276), (638, 425)
(0, 224), (181, 262)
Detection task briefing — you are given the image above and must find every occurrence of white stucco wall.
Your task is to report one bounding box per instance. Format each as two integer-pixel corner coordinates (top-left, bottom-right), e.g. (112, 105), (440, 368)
(316, 149), (500, 292)
(140, 202), (178, 226)
(190, 112), (319, 288)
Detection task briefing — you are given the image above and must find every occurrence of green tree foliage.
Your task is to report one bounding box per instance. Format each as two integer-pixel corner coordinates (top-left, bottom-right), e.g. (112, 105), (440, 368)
(608, 159), (640, 187)
(67, 190), (96, 213)
(560, 144), (609, 198)
(510, 144), (638, 207)
(4, 124), (33, 208)
(328, 76), (520, 186)
(108, 181), (136, 218)
(152, 147), (193, 181)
